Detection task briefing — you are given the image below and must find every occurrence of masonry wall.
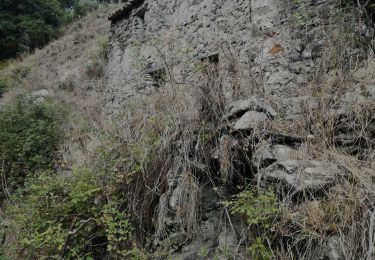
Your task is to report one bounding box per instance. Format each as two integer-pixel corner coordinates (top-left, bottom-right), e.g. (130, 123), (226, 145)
(101, 1), (370, 258)
(104, 0), (349, 115)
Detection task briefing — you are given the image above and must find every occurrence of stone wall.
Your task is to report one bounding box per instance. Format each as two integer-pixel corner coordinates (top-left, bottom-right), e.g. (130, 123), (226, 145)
(104, 0), (351, 116)
(102, 1), (375, 258)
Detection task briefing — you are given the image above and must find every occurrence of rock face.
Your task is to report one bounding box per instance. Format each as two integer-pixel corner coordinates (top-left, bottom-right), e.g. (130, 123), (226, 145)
(102, 0), (370, 259)
(226, 97), (277, 120)
(253, 144), (294, 168)
(314, 236), (345, 260)
(234, 111), (270, 131)
(104, 0), (344, 115)
(259, 160), (345, 193)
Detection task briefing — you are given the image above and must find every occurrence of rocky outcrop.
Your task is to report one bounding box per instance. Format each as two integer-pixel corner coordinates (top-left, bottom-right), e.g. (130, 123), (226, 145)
(233, 111), (270, 131)
(253, 144), (294, 168)
(103, 0), (374, 259)
(104, 0), (354, 115)
(225, 97), (277, 120)
(259, 160), (345, 193)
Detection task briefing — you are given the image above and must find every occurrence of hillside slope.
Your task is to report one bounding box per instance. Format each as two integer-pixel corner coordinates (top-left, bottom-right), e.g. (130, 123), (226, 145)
(0, 1), (374, 259)
(0, 4), (119, 167)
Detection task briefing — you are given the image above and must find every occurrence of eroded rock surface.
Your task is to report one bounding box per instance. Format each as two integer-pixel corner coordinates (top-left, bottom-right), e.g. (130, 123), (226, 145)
(233, 111), (270, 131)
(103, 0), (372, 258)
(253, 144), (295, 168)
(226, 97), (277, 120)
(259, 160), (345, 193)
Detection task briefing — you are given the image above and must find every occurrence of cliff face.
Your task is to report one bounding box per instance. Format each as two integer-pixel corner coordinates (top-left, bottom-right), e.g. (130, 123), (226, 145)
(103, 0), (374, 259)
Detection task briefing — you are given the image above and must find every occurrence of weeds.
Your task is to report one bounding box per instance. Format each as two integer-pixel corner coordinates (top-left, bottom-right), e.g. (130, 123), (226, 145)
(224, 188), (278, 259)
(86, 37), (108, 79)
(0, 95), (64, 201)
(0, 80), (8, 98)
(1, 166), (143, 259)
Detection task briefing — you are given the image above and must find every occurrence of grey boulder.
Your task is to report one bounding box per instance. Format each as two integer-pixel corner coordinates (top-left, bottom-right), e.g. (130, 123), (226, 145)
(226, 97), (277, 120)
(253, 144), (294, 168)
(234, 111), (270, 131)
(259, 160), (345, 192)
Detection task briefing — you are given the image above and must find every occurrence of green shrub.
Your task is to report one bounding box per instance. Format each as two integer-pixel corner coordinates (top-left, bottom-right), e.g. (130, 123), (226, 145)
(74, 0), (100, 17)
(85, 38), (108, 78)
(0, 80), (8, 97)
(85, 60), (104, 78)
(224, 188), (279, 260)
(1, 168), (139, 259)
(0, 95), (64, 199)
(61, 10), (75, 25)
(3, 168), (100, 259)
(0, 0), (63, 59)
(0, 0), (110, 59)
(224, 188), (278, 227)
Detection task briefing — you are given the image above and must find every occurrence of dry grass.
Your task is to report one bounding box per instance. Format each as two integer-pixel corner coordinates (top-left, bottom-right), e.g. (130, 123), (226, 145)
(0, 4), (121, 169)
(267, 14), (375, 258)
(275, 150), (375, 259)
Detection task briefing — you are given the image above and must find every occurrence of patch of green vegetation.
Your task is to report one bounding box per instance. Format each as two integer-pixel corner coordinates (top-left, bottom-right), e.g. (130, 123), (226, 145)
(224, 188), (279, 260)
(0, 80), (8, 97)
(4, 169), (105, 258)
(0, 108), (167, 258)
(0, 95), (64, 199)
(1, 166), (145, 259)
(225, 188), (278, 226)
(197, 246), (209, 258)
(0, 0), (63, 59)
(86, 37), (108, 78)
(290, 0), (312, 27)
(0, 0), (111, 60)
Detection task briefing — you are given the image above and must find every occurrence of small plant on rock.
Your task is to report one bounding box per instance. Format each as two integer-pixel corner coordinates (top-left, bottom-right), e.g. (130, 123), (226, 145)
(224, 188), (279, 260)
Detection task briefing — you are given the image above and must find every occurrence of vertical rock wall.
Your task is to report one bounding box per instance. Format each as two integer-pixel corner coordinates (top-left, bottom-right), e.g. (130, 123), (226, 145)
(104, 0), (347, 115)
(102, 1), (373, 259)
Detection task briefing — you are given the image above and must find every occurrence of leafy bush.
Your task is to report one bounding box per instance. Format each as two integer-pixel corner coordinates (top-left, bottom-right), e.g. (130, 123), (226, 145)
(3, 168), (100, 259)
(74, 0), (100, 17)
(0, 0), (63, 59)
(225, 188), (279, 227)
(0, 80), (8, 98)
(1, 168), (140, 259)
(224, 188), (279, 260)
(0, 0), (111, 59)
(61, 0), (102, 24)
(0, 95), (64, 199)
